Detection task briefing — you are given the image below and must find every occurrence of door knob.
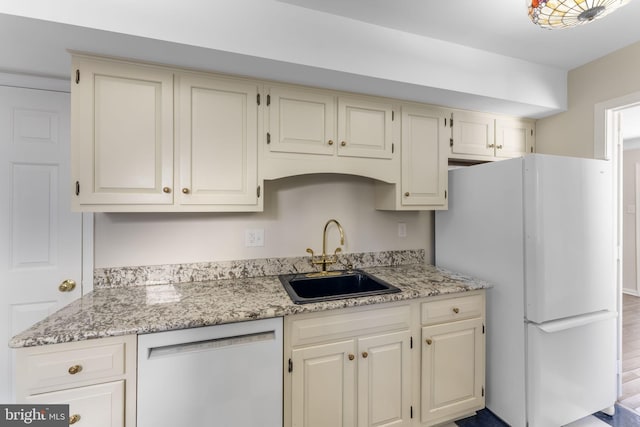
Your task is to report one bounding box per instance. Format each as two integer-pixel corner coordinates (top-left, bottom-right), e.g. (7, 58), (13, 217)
(58, 279), (76, 292)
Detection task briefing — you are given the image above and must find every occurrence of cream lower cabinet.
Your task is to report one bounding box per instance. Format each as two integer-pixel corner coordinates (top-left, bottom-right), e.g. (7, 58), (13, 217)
(15, 335), (137, 427)
(285, 304), (412, 427)
(420, 295), (485, 426)
(285, 291), (486, 427)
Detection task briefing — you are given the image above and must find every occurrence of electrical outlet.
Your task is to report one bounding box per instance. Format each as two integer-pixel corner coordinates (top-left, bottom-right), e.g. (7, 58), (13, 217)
(397, 222), (407, 238)
(245, 229), (265, 247)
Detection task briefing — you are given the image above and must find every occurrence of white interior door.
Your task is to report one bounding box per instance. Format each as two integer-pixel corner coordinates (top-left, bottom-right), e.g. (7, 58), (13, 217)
(0, 85), (83, 402)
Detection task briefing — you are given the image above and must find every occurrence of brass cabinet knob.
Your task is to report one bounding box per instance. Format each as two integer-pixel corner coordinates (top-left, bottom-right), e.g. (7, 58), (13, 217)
(68, 365), (82, 375)
(341, 141), (347, 147)
(362, 352), (368, 358)
(496, 144), (503, 149)
(182, 188), (189, 194)
(425, 339), (433, 345)
(58, 279), (76, 292)
(488, 144), (496, 148)
(328, 140), (334, 146)
(162, 187), (171, 193)
(348, 354), (355, 361)
(452, 307), (460, 314)
(404, 192), (410, 197)
(69, 414), (81, 425)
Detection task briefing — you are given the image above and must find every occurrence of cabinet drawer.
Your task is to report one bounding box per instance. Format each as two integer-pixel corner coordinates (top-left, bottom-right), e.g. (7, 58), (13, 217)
(421, 294), (483, 325)
(23, 341), (126, 393)
(290, 304), (411, 347)
(25, 381), (124, 427)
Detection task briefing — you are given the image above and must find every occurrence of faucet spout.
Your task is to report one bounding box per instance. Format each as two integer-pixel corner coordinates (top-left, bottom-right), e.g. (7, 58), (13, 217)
(307, 219), (346, 272)
(322, 219), (344, 261)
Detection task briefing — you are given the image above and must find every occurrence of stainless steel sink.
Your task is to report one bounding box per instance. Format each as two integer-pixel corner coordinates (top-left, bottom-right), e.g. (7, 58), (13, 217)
(279, 270), (401, 304)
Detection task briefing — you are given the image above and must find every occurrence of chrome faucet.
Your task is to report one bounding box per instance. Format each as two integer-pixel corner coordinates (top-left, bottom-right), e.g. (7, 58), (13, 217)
(306, 219), (345, 273)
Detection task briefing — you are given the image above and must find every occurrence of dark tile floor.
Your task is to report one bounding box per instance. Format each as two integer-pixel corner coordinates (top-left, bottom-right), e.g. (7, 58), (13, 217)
(455, 405), (640, 426)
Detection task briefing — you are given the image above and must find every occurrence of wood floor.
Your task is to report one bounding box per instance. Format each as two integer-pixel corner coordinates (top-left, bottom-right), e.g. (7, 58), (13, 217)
(621, 294), (640, 411)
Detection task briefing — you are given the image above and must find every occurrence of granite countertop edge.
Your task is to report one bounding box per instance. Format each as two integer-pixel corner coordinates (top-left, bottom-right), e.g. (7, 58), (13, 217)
(10, 264), (491, 349)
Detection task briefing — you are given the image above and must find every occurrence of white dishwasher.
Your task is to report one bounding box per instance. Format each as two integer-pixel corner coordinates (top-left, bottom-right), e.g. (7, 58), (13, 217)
(137, 317), (283, 427)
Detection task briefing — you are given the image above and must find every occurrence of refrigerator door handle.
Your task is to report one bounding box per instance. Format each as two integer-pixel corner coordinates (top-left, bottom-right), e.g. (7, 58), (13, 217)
(533, 310), (617, 334)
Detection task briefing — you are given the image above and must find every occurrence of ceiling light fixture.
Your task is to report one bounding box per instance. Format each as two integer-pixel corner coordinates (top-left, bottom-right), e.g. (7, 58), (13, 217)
(527, 0), (630, 29)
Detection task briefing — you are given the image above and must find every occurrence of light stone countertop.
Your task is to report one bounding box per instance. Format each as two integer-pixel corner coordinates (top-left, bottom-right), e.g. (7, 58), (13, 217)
(9, 263), (490, 348)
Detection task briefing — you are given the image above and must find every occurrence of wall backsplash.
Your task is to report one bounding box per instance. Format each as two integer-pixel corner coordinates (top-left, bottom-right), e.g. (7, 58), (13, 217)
(94, 174), (434, 268)
(94, 249), (425, 288)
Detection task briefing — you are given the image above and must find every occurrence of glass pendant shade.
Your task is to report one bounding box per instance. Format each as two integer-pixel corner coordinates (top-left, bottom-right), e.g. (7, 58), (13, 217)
(528, 0), (629, 28)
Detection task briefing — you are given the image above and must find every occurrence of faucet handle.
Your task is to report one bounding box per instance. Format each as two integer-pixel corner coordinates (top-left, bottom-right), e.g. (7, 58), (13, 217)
(306, 248), (315, 258)
(333, 247), (342, 257)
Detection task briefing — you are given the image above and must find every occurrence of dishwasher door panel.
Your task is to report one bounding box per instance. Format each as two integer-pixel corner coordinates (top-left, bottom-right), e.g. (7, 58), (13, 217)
(137, 317), (283, 427)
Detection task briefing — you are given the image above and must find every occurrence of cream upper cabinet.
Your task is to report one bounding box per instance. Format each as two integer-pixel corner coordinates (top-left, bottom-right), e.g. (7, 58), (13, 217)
(449, 110), (535, 162)
(267, 86), (336, 156)
(376, 105), (448, 210)
(263, 85), (399, 183)
(420, 295), (485, 426)
(495, 118), (535, 159)
(175, 73), (260, 208)
(337, 97), (394, 160)
(71, 54), (262, 212)
(72, 55), (174, 207)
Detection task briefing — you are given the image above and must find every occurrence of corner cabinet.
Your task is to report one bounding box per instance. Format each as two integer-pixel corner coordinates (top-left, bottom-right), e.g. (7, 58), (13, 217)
(15, 335), (137, 427)
(71, 54), (262, 212)
(283, 291), (486, 427)
(375, 105), (449, 210)
(449, 110), (535, 162)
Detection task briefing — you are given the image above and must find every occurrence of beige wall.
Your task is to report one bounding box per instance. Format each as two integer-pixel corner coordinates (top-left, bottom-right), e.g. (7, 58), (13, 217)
(623, 148), (640, 294)
(537, 41), (640, 158)
(94, 174), (432, 268)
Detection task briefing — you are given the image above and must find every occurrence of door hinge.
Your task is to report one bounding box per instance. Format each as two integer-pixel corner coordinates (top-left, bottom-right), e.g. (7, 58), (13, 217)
(444, 190), (447, 199)
(288, 358), (293, 373)
(257, 93), (261, 105)
(392, 110), (395, 121)
(75, 181), (80, 196)
(450, 113), (454, 127)
(482, 323), (485, 334)
(392, 143), (395, 154)
(410, 336), (413, 349)
(410, 406), (413, 419)
(444, 117), (447, 127)
(267, 94), (271, 106)
(267, 132), (271, 144)
(450, 138), (453, 147)
(531, 129), (534, 136)
(257, 185), (261, 198)
(75, 69), (80, 84)
(482, 386), (485, 397)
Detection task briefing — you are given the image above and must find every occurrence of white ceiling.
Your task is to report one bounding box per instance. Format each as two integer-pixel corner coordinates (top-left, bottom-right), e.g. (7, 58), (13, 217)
(278, 0), (640, 70)
(1, 0), (640, 118)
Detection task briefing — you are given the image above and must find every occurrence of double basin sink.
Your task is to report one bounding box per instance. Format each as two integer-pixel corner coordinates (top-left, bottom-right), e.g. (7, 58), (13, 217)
(279, 270), (401, 304)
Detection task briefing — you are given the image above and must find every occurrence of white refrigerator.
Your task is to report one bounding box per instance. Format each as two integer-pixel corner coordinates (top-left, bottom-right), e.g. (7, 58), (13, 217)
(435, 154), (617, 427)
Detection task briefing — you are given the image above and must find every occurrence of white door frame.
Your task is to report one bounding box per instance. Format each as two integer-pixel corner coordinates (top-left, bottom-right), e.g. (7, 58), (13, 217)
(595, 91), (640, 399)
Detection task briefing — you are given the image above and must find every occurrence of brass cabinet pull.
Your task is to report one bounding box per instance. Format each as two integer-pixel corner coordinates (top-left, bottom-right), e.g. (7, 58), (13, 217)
(348, 354), (355, 361)
(69, 414), (81, 424)
(68, 365), (82, 375)
(425, 339), (433, 345)
(452, 307), (460, 314)
(58, 279), (76, 292)
(182, 188), (189, 194)
(341, 141), (347, 147)
(362, 352), (368, 358)
(162, 187), (171, 193)
(328, 140), (334, 146)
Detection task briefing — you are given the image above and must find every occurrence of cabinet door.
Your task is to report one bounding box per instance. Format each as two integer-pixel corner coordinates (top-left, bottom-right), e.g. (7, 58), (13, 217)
(25, 381), (124, 427)
(401, 106), (448, 208)
(338, 97), (394, 159)
(450, 111), (495, 158)
(291, 340), (356, 427)
(421, 318), (484, 426)
(72, 56), (174, 205)
(357, 331), (412, 427)
(176, 74), (259, 206)
(495, 118), (534, 159)
(267, 86), (336, 156)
